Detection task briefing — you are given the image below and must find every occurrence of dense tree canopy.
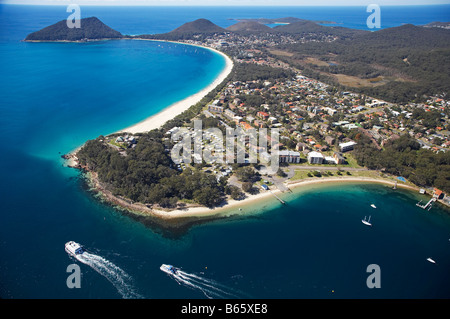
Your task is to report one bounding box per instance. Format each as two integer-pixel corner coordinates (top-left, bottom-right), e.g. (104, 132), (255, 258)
(77, 132), (226, 208)
(352, 133), (450, 193)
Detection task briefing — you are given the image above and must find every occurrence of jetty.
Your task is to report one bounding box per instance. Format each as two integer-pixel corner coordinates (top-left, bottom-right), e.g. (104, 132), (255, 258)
(270, 190), (286, 204)
(416, 197), (436, 210)
(261, 185), (285, 204)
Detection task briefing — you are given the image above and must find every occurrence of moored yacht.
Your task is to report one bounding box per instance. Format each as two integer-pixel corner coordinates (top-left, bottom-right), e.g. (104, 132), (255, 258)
(362, 216), (372, 227)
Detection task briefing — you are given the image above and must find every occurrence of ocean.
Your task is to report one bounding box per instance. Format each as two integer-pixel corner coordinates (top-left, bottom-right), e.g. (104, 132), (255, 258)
(0, 4), (449, 299)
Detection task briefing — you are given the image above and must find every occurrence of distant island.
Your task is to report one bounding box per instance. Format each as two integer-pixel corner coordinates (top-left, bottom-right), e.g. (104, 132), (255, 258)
(232, 17), (338, 25)
(24, 16), (123, 42)
(422, 21), (450, 29)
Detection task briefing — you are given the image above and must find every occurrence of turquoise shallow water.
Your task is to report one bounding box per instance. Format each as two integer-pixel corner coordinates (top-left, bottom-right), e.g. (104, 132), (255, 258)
(0, 5), (449, 299)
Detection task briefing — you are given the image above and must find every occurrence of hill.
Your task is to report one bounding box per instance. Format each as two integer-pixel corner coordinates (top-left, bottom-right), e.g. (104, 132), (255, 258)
(140, 18), (226, 41)
(226, 21), (273, 32)
(170, 18), (226, 34)
(25, 17), (123, 41)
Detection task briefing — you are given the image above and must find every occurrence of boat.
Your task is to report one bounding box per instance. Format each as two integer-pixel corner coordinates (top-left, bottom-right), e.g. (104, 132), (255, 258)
(65, 241), (85, 256)
(426, 258), (436, 264)
(362, 216), (372, 226)
(371, 204), (377, 209)
(160, 264), (178, 275)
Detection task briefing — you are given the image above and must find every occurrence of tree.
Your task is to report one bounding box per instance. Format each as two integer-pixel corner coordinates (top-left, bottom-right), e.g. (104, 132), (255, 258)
(193, 187), (224, 207)
(277, 168), (287, 177)
(242, 182), (253, 193)
(235, 166), (258, 182)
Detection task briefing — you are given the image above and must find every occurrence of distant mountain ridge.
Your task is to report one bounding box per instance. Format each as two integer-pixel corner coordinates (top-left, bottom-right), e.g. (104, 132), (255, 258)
(24, 17), (123, 41)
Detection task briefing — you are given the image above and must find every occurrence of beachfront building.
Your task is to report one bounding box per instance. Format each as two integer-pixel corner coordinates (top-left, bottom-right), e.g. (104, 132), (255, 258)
(279, 150), (301, 163)
(307, 151), (324, 164)
(339, 141), (357, 152)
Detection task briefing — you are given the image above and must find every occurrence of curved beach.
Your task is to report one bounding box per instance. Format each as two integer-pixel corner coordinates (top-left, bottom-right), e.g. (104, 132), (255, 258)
(118, 40), (234, 134)
(151, 176), (419, 219)
(90, 173), (423, 225)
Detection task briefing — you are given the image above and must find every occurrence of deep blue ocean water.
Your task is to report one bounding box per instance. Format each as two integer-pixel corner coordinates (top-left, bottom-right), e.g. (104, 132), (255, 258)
(0, 4), (450, 299)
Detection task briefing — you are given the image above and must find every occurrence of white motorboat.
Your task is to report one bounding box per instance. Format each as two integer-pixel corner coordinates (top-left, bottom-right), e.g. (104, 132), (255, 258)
(160, 264), (178, 275)
(65, 241), (85, 256)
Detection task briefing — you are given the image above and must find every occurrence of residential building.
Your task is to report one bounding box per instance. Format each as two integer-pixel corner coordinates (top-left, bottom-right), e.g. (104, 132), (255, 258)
(339, 141), (357, 152)
(333, 152), (346, 164)
(307, 151), (324, 164)
(279, 150), (301, 163)
(225, 109), (236, 119)
(208, 105), (224, 113)
(257, 111), (270, 120)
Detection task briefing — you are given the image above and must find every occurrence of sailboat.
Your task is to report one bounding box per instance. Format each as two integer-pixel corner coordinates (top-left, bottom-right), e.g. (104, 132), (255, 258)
(362, 215), (372, 227)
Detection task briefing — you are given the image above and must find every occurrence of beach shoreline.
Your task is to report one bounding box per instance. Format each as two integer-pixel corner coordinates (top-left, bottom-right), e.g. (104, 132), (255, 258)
(84, 170), (435, 228)
(117, 39), (234, 134)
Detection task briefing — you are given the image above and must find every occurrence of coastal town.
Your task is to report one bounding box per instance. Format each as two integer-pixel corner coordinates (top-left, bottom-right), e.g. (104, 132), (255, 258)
(79, 31), (450, 210)
(59, 18), (450, 214)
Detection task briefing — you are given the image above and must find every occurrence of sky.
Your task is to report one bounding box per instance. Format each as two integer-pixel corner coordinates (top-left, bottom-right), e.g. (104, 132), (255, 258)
(1, 0), (450, 6)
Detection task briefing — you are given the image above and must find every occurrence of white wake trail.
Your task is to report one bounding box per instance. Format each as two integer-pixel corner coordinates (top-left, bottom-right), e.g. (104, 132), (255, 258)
(163, 267), (241, 299)
(74, 252), (142, 299)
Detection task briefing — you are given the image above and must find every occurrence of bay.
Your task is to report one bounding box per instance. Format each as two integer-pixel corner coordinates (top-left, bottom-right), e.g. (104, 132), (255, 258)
(0, 4), (449, 299)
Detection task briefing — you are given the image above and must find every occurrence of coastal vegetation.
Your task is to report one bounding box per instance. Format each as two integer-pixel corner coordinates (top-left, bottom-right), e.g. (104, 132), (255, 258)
(273, 24), (450, 103)
(352, 133), (450, 193)
(77, 132), (226, 209)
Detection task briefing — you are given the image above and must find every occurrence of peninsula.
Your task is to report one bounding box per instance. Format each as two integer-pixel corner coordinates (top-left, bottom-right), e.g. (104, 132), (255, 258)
(24, 17), (449, 226)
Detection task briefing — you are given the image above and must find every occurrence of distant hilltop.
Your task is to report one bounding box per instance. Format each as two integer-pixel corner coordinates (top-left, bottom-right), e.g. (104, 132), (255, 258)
(169, 18), (227, 34)
(226, 21), (273, 32)
(24, 17), (123, 41)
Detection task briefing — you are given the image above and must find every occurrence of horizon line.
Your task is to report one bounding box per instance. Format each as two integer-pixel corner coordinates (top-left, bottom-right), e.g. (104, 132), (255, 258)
(2, 3), (450, 7)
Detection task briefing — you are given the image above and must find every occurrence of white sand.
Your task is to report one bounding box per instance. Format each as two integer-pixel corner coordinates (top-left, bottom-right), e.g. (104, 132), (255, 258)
(118, 40), (234, 134)
(148, 176), (418, 220)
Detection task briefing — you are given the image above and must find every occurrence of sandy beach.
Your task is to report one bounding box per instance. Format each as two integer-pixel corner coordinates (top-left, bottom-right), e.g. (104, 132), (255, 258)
(89, 173), (424, 226)
(150, 176), (420, 220)
(118, 39), (234, 134)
